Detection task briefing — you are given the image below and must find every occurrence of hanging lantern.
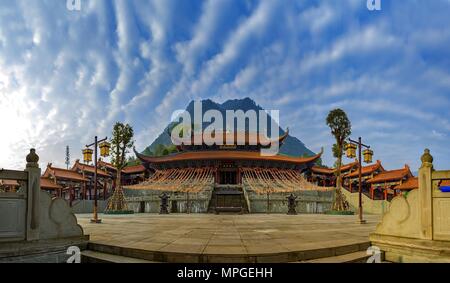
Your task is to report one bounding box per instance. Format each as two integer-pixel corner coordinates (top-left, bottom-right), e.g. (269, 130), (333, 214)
(363, 149), (374, 164)
(345, 143), (357, 159)
(99, 141), (111, 157)
(82, 148), (93, 163)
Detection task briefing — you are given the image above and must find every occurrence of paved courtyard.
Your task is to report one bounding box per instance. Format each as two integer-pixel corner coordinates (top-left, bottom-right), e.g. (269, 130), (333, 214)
(77, 213), (381, 256)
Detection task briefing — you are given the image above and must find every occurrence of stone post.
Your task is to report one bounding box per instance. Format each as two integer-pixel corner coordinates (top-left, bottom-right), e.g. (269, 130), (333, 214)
(418, 149), (433, 240)
(25, 148), (41, 241)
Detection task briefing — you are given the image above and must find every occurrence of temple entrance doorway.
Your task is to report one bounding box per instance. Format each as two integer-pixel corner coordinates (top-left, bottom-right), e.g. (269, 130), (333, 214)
(219, 170), (237, 185)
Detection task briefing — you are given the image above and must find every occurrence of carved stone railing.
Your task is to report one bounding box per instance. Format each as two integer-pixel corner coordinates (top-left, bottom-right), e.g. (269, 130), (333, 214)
(0, 149), (40, 242)
(370, 149), (450, 262)
(0, 149), (86, 254)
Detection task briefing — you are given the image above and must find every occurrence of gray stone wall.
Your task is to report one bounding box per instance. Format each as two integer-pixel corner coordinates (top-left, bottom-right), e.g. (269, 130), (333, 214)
(124, 187), (213, 213)
(247, 190), (334, 214)
(124, 186), (334, 214)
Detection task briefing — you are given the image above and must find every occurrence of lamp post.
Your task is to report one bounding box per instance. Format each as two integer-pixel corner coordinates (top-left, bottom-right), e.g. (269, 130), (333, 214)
(346, 137), (373, 224)
(83, 136), (110, 224)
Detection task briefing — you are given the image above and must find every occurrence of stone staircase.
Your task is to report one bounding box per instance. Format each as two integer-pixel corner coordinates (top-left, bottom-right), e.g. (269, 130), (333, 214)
(81, 241), (377, 263)
(207, 185), (249, 214)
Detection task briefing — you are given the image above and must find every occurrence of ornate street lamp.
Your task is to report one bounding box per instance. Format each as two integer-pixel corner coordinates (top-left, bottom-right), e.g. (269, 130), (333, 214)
(347, 137), (374, 224)
(82, 148), (93, 164)
(99, 141), (111, 157)
(345, 143), (357, 159)
(363, 149), (374, 164)
(85, 136), (109, 223)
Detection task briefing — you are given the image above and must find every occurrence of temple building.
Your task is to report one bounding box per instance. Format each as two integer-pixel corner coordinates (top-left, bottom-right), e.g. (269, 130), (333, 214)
(71, 159), (113, 200)
(98, 159), (148, 186)
(309, 166), (335, 187)
(38, 159), (146, 207)
(366, 165), (414, 201)
(124, 130), (335, 214)
(40, 177), (63, 194)
(308, 161), (359, 187)
(41, 164), (88, 203)
(394, 177), (418, 194)
(343, 160), (385, 195)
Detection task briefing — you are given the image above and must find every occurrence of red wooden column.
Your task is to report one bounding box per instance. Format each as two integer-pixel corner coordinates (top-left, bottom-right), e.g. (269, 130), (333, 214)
(349, 181), (353, 193)
(370, 185), (374, 200)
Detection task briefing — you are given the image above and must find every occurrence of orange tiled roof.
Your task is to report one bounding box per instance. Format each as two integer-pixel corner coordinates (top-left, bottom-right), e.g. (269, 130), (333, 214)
(345, 160), (384, 178)
(43, 165), (88, 182)
(98, 159), (145, 174)
(340, 161), (359, 172)
(440, 180), (450, 186)
(367, 165), (412, 184)
(40, 178), (63, 190)
(312, 161), (357, 176)
(72, 160), (111, 177)
(312, 166), (334, 175)
(98, 159), (117, 171)
(122, 164), (146, 174)
(135, 150), (323, 165)
(395, 177), (418, 190)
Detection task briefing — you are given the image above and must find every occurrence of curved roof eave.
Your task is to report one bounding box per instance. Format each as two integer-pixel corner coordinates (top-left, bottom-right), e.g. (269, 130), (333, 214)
(134, 146), (322, 166)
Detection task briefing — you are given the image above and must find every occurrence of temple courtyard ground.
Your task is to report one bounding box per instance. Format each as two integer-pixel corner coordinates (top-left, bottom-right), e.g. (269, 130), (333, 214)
(76, 213), (382, 263)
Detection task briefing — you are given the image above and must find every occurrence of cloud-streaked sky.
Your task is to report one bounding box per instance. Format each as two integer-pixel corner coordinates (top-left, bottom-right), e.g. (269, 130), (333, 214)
(0, 0), (449, 171)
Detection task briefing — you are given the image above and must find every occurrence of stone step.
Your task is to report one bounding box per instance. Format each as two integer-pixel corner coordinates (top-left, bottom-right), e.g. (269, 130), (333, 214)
(300, 251), (370, 263)
(86, 241), (371, 263)
(81, 250), (158, 263)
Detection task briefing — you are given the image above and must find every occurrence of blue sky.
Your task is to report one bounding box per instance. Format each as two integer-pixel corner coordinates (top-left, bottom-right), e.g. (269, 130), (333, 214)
(0, 0), (449, 171)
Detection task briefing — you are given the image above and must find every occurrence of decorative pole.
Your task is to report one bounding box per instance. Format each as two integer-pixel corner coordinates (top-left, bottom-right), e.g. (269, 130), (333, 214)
(85, 136), (108, 224)
(348, 137), (371, 224)
(94, 136), (98, 223)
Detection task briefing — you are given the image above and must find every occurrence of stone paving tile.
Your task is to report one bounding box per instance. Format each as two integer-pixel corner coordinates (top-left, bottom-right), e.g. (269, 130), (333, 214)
(160, 243), (206, 253)
(208, 239), (243, 246)
(203, 245), (247, 255)
(124, 241), (169, 251)
(245, 244), (289, 254)
(171, 238), (210, 246)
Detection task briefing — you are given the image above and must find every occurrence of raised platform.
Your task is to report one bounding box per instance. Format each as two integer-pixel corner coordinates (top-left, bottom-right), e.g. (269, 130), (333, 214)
(77, 213), (380, 263)
(0, 236), (89, 263)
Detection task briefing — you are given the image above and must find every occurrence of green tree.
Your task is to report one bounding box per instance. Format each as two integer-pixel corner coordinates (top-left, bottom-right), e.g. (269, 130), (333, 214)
(154, 144), (166, 156)
(107, 122), (134, 212)
(126, 156), (141, 166)
(326, 109), (351, 211)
